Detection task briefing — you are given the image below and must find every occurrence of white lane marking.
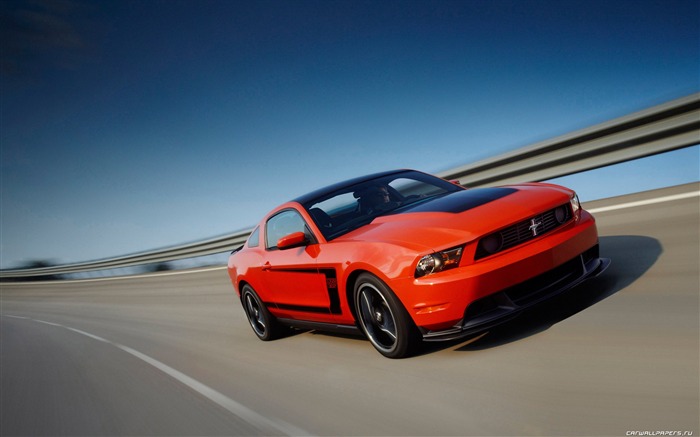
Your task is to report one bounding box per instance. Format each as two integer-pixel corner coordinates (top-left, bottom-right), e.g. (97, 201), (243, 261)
(64, 327), (110, 343)
(33, 319), (63, 327)
(587, 191), (700, 213)
(116, 344), (308, 436)
(2, 315), (310, 436)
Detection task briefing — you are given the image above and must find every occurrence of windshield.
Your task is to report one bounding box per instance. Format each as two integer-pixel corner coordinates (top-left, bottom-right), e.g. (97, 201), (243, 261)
(303, 171), (462, 240)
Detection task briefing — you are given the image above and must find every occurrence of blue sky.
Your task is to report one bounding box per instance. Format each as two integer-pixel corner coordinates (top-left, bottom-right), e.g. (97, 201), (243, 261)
(1, 0), (698, 269)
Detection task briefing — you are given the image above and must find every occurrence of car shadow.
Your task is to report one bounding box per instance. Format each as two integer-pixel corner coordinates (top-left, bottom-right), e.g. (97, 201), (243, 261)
(286, 236), (662, 358)
(445, 235), (662, 353)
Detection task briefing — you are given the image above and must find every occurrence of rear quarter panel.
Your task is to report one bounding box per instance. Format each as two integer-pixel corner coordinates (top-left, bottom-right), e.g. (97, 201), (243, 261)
(228, 247), (265, 297)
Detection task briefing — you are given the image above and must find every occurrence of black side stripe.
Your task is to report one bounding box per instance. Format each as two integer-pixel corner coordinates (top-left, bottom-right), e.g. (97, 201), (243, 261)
(273, 303), (330, 314)
(320, 268), (342, 315)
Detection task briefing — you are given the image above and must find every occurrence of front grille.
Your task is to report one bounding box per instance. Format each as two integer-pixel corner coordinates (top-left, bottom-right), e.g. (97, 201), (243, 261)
(475, 203), (571, 260)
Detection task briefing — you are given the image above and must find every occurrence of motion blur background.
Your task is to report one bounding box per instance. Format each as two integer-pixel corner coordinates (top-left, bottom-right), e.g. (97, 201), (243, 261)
(1, 0), (698, 269)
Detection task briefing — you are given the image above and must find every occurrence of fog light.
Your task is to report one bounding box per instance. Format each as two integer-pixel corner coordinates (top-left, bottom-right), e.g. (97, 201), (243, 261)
(554, 205), (568, 223)
(481, 233), (503, 254)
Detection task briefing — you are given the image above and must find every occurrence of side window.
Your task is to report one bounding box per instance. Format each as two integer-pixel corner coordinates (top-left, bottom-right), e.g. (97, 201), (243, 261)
(247, 227), (260, 248)
(265, 210), (309, 250)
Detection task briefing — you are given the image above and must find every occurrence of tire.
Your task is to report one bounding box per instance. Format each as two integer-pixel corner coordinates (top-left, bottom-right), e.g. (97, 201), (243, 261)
(241, 284), (280, 341)
(354, 273), (420, 358)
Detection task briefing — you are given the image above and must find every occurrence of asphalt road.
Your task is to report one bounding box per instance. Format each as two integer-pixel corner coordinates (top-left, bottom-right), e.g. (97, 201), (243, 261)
(2, 183), (698, 436)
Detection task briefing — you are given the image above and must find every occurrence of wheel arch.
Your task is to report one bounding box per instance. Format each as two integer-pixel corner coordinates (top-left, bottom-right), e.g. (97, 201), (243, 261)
(344, 267), (398, 322)
(237, 279), (251, 300)
(344, 269), (366, 321)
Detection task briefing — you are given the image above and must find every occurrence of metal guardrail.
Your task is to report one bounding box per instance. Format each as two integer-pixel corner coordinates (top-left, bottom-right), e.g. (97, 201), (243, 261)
(445, 92), (700, 187)
(0, 231), (253, 279)
(2, 92), (698, 279)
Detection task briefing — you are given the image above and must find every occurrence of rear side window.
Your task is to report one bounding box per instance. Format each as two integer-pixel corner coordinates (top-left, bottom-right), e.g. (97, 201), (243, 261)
(247, 227), (260, 248)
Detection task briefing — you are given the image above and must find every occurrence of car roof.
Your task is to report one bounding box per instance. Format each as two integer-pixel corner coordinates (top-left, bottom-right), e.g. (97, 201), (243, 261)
(292, 169), (412, 205)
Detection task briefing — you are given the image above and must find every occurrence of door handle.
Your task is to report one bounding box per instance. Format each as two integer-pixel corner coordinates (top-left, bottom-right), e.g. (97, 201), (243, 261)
(262, 262), (272, 271)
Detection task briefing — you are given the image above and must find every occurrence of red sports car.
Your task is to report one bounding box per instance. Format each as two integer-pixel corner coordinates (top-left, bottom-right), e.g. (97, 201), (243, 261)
(227, 169), (610, 358)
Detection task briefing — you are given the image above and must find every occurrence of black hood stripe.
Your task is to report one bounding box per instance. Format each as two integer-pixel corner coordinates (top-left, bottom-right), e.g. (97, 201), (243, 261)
(399, 188), (518, 214)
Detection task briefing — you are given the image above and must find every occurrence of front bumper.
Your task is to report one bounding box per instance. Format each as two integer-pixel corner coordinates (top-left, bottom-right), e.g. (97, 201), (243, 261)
(420, 245), (610, 341)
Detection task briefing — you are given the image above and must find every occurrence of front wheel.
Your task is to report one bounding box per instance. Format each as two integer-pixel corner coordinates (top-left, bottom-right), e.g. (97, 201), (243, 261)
(354, 273), (420, 358)
(241, 284), (280, 341)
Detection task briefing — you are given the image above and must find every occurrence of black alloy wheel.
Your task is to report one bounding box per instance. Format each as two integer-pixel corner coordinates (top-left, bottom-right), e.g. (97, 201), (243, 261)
(241, 285), (279, 341)
(354, 273), (419, 358)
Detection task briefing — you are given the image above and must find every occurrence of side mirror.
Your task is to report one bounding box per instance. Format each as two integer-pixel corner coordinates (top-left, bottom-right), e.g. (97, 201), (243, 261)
(277, 231), (308, 250)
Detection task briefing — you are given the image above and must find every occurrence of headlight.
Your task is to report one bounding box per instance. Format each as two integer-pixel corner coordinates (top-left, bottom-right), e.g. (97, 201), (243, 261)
(571, 193), (581, 221)
(415, 246), (463, 278)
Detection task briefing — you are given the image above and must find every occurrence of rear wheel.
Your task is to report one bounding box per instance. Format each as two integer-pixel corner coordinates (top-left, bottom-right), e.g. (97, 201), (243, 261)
(241, 284), (280, 341)
(354, 273), (420, 358)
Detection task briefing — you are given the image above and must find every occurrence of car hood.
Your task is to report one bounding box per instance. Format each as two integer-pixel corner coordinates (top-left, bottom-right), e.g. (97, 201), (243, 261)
(336, 184), (573, 252)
